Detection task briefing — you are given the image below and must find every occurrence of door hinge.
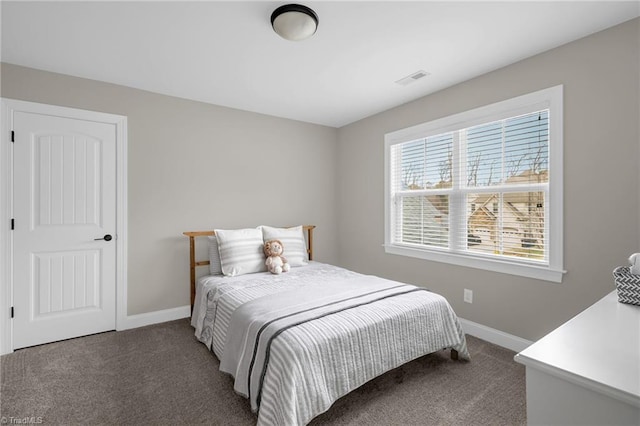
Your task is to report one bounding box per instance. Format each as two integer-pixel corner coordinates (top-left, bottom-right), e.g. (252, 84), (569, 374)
(10, 218), (14, 230)
(10, 307), (14, 318)
(11, 130), (14, 142)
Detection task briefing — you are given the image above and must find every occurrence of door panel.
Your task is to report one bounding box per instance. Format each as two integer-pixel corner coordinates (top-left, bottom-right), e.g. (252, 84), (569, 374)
(32, 250), (100, 316)
(13, 111), (116, 349)
(34, 134), (102, 227)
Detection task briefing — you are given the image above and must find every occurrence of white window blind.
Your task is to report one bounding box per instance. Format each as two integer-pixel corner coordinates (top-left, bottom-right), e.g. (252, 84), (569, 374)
(384, 86), (564, 282)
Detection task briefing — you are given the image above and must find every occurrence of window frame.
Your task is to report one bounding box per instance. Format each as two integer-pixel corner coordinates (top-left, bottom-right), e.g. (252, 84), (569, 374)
(384, 86), (564, 283)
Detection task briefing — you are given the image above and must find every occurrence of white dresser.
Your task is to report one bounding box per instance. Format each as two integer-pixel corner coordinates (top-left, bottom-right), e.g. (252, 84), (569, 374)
(514, 291), (640, 425)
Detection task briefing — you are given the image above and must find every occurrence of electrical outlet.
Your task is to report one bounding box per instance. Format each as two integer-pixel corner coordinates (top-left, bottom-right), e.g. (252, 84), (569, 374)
(464, 289), (473, 303)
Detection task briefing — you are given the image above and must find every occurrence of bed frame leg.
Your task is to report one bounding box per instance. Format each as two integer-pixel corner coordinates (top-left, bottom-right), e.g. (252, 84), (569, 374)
(451, 349), (459, 360)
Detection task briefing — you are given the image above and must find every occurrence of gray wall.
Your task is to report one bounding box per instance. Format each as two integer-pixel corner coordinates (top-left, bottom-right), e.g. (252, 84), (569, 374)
(0, 63), (339, 315)
(336, 18), (640, 341)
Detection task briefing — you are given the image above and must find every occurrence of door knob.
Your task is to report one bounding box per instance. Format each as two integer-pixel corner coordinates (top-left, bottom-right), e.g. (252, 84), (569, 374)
(94, 234), (113, 241)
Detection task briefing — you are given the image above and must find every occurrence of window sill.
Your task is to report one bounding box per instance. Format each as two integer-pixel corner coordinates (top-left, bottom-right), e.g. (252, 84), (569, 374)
(383, 244), (565, 283)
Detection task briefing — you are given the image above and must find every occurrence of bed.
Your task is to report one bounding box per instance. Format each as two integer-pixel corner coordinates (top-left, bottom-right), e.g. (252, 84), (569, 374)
(184, 225), (469, 426)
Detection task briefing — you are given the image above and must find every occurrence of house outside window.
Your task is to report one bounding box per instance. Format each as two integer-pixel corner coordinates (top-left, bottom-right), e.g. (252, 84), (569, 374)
(384, 86), (564, 282)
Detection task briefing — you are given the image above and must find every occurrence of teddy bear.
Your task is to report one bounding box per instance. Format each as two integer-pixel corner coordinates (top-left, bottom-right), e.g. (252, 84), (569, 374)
(264, 239), (290, 275)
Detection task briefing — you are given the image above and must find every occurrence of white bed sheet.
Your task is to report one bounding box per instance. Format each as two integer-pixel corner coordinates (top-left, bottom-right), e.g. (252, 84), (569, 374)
(191, 262), (469, 425)
(192, 262), (361, 356)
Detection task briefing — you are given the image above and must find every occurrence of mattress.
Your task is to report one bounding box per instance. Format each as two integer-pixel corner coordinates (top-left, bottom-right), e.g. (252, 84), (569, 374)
(191, 262), (469, 425)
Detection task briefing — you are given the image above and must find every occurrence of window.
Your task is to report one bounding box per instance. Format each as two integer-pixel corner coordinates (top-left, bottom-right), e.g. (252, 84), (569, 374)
(384, 86), (564, 282)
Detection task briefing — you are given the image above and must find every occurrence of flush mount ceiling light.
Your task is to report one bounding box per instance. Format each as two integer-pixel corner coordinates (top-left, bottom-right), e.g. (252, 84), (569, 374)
(271, 4), (319, 41)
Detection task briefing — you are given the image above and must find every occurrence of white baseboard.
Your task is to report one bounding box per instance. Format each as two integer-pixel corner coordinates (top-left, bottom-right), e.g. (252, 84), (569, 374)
(118, 305), (191, 331)
(459, 318), (533, 353)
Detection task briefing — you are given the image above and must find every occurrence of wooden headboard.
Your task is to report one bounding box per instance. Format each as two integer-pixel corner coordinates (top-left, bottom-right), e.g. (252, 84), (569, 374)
(183, 225), (316, 309)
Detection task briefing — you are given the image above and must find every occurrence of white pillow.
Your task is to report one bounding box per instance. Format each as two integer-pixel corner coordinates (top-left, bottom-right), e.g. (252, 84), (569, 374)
(260, 225), (308, 267)
(207, 235), (222, 275)
(215, 228), (266, 277)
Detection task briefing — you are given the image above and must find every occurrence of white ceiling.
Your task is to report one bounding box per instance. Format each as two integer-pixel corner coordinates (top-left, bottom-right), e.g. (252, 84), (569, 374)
(2, 1), (639, 128)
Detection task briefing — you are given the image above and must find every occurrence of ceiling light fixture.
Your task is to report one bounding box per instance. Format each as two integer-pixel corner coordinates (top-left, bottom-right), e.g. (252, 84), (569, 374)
(271, 4), (319, 41)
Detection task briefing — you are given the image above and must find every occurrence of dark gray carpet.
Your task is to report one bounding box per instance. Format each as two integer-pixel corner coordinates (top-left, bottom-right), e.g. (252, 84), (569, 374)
(1, 319), (526, 425)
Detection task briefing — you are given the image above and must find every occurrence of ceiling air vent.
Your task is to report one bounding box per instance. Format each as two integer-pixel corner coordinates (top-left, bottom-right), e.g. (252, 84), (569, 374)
(395, 70), (430, 86)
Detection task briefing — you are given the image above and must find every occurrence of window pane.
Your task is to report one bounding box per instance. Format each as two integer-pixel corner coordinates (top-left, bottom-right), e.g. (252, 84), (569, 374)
(466, 192), (499, 254)
(504, 111), (549, 184)
(400, 195), (449, 247)
(466, 110), (549, 188)
(399, 133), (453, 190)
(466, 192), (545, 260)
(466, 122), (502, 187)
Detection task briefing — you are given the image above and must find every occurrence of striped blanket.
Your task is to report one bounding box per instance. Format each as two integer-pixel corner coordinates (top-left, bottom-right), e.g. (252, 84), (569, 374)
(192, 263), (469, 426)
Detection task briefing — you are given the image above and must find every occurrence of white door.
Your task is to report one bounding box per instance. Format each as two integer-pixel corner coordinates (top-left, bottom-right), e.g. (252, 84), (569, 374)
(12, 111), (117, 349)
